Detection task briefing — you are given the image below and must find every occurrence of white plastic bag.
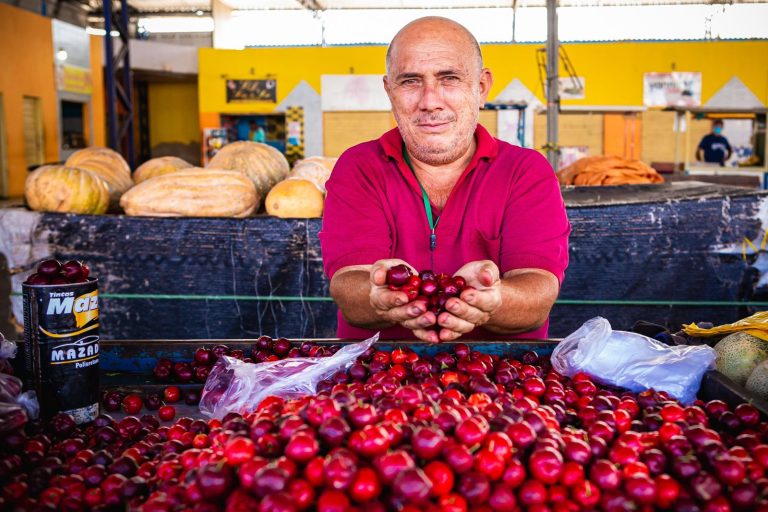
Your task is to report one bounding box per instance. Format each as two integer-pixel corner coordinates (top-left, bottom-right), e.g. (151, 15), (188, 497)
(551, 317), (716, 404)
(200, 334), (378, 419)
(0, 332), (40, 431)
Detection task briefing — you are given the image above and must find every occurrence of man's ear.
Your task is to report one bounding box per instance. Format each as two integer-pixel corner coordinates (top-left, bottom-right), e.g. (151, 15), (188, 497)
(383, 75), (394, 102)
(478, 68), (494, 103)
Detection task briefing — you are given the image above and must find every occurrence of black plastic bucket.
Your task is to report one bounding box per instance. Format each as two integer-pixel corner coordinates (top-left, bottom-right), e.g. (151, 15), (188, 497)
(22, 278), (100, 423)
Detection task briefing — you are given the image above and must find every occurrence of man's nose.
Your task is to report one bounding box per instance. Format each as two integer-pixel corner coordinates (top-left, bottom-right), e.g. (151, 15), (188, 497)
(417, 80), (444, 111)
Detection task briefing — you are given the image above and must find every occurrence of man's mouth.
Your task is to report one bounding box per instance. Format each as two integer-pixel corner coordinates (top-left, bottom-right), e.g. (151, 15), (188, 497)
(415, 119), (454, 132)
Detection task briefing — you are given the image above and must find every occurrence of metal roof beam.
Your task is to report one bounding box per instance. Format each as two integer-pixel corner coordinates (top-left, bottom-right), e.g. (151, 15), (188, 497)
(295, 0), (325, 11)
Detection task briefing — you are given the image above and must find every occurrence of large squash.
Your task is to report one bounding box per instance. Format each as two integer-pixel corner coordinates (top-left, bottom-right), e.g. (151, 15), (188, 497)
(207, 141), (289, 204)
(25, 165), (110, 215)
(65, 147), (133, 205)
(299, 156), (337, 173)
(289, 156), (337, 194)
(265, 178), (324, 218)
(134, 156), (193, 184)
(120, 168), (257, 218)
(66, 147), (130, 176)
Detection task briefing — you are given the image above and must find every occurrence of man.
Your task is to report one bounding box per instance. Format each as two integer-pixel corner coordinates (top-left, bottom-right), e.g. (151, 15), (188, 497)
(697, 119), (732, 166)
(320, 17), (570, 342)
(249, 121), (266, 143)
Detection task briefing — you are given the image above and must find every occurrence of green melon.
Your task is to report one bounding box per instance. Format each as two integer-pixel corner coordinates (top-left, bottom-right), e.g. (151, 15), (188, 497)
(746, 359), (768, 399)
(714, 332), (768, 387)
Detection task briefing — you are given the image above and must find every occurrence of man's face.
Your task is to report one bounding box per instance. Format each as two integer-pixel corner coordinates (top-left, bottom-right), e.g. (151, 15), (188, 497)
(384, 26), (493, 166)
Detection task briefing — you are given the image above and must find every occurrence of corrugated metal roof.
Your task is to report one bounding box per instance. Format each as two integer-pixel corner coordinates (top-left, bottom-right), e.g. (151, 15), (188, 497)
(124, 0), (767, 13)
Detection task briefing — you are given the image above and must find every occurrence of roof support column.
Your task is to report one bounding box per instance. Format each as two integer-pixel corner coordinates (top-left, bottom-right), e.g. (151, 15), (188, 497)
(546, 0), (560, 171)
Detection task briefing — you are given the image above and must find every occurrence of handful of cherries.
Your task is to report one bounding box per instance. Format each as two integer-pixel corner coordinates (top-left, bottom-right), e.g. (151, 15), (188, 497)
(25, 259), (90, 285)
(385, 264), (471, 319)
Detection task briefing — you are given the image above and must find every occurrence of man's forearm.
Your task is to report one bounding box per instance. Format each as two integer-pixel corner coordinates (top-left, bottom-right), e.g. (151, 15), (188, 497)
(329, 268), (394, 329)
(482, 271), (559, 335)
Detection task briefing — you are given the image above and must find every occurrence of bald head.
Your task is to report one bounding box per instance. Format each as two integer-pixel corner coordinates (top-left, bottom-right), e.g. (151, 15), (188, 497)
(386, 17), (483, 77)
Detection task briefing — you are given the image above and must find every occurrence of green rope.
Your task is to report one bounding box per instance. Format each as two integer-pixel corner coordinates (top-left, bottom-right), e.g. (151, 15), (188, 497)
(556, 299), (768, 307)
(105, 293), (332, 301)
(9, 292), (768, 307)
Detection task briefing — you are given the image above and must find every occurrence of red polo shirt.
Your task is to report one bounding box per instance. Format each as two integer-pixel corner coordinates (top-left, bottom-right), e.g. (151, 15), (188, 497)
(320, 124), (570, 340)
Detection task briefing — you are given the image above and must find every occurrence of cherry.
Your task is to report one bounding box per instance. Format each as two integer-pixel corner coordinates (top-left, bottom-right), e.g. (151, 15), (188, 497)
(184, 389), (201, 405)
(121, 394), (143, 415)
(158, 406), (175, 422)
(194, 348), (212, 365)
(285, 433), (319, 462)
(317, 490), (350, 512)
(37, 259), (62, 276)
(102, 390), (123, 412)
(211, 344), (230, 360)
(60, 260), (85, 281)
(25, 273), (49, 285)
(411, 426), (446, 460)
(529, 447), (564, 484)
(385, 264), (412, 286)
(457, 470), (491, 505)
(49, 413), (77, 437)
(374, 450), (415, 485)
(624, 474), (656, 505)
(163, 386), (181, 403)
(392, 467), (432, 502)
(195, 464), (234, 501)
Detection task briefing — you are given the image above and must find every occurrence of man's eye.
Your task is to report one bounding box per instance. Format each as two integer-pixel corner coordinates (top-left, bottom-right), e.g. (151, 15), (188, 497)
(442, 76), (460, 83)
(400, 79), (419, 86)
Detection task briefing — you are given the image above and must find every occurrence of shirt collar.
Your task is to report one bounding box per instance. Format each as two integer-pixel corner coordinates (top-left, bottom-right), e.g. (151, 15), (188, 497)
(380, 122), (499, 164)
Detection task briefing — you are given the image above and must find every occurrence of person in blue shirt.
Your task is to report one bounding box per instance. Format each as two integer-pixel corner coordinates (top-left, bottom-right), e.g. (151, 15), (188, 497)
(249, 121), (266, 143)
(696, 119), (732, 166)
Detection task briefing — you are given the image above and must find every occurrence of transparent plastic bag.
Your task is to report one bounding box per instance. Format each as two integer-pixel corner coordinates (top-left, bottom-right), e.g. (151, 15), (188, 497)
(0, 332), (39, 430)
(0, 332), (16, 375)
(200, 334), (379, 419)
(552, 317), (716, 404)
(0, 373), (38, 432)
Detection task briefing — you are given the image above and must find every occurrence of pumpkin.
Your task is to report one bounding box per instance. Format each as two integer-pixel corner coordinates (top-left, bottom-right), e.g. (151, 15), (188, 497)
(120, 168), (257, 218)
(133, 156), (194, 184)
(65, 147), (133, 205)
(207, 141), (289, 203)
(265, 178), (324, 218)
(25, 165), (110, 215)
(299, 156), (337, 173)
(289, 156), (338, 194)
(66, 147), (131, 176)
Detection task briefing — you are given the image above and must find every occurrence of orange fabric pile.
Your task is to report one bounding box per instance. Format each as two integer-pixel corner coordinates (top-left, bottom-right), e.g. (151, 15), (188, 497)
(556, 155), (664, 186)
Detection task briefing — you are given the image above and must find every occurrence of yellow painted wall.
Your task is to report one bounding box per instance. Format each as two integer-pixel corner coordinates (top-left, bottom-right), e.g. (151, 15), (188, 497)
(484, 40), (768, 107)
(199, 40), (768, 158)
(0, 4), (59, 197)
(89, 35), (105, 147)
(148, 82), (200, 149)
(199, 46), (387, 115)
(199, 40), (768, 113)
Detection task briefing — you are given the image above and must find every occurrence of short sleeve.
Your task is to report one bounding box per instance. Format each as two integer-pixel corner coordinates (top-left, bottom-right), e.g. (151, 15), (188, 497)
(319, 147), (392, 279)
(499, 150), (571, 284)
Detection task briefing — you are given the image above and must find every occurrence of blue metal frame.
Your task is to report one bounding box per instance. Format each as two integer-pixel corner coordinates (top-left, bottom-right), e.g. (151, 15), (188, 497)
(103, 0), (135, 170)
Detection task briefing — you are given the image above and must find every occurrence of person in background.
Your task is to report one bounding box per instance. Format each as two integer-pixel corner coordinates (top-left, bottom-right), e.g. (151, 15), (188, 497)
(236, 118), (251, 142)
(249, 121), (266, 143)
(320, 17), (570, 343)
(697, 119), (732, 166)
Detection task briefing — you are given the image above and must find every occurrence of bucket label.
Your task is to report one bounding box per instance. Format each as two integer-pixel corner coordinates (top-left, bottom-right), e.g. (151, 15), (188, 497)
(23, 279), (100, 424)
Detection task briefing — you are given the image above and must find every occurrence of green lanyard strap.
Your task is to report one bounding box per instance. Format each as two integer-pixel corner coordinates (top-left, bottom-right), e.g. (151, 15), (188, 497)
(403, 145), (440, 252)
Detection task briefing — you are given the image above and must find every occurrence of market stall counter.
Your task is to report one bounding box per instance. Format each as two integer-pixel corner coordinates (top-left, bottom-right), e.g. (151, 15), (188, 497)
(5, 336), (768, 512)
